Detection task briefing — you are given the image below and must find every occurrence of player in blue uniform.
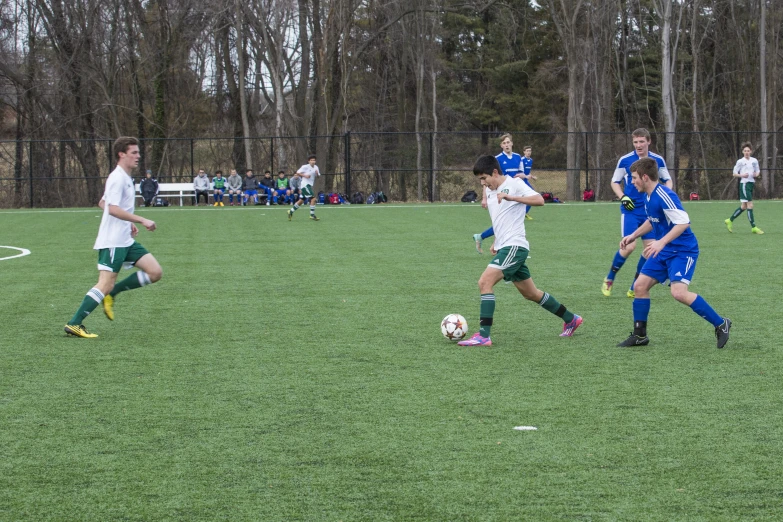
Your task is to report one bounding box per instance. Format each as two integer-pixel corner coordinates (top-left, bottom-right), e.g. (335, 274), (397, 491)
(616, 157), (731, 348)
(472, 134), (522, 253)
(518, 146), (536, 219)
(602, 128), (672, 298)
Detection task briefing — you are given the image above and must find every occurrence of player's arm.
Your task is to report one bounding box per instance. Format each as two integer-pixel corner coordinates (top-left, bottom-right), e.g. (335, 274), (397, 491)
(643, 223), (689, 259)
(732, 160), (743, 177)
(297, 167), (310, 179)
(610, 167), (628, 202)
(753, 159), (761, 178)
(496, 189), (544, 206)
(107, 205), (156, 231)
(620, 219), (652, 249)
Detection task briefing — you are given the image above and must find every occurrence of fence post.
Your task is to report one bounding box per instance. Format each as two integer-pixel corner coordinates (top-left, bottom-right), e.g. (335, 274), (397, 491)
(584, 132), (589, 191)
(190, 139), (194, 181)
(429, 131), (435, 202)
(344, 131), (351, 195)
(29, 140), (33, 208)
(270, 137), (274, 175)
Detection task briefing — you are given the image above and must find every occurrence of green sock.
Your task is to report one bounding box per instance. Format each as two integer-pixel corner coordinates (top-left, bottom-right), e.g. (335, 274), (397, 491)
(538, 292), (574, 323)
(730, 208), (742, 221)
(479, 293), (495, 337)
(110, 271), (151, 297)
(747, 209), (755, 227)
(68, 287), (104, 325)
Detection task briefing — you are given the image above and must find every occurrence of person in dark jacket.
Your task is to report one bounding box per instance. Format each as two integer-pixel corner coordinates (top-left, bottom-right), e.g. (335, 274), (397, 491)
(139, 170), (159, 207)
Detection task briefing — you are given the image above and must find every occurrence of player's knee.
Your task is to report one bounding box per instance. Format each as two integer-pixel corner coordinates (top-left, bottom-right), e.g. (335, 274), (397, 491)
(147, 266), (163, 283)
(670, 284), (689, 302)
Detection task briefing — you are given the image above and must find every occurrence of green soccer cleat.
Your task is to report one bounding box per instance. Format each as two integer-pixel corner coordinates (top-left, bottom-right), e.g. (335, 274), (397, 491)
(627, 289), (635, 298)
(64, 324), (98, 338)
(601, 279), (613, 297)
(724, 218), (733, 233)
(751, 226), (764, 235)
(287, 209), (293, 221)
(310, 215), (320, 221)
(472, 233), (484, 254)
(102, 295), (114, 321)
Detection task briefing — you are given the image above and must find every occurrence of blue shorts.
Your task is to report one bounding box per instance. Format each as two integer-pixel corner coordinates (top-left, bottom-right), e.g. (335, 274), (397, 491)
(244, 189), (258, 196)
(621, 211), (655, 241)
(275, 189), (289, 196)
(641, 250), (698, 285)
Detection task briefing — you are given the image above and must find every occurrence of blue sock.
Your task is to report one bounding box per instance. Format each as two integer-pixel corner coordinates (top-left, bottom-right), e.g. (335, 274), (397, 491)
(607, 251), (628, 281)
(525, 205), (530, 214)
(480, 227), (494, 240)
(690, 295), (723, 327)
(632, 298), (650, 323)
(229, 194), (233, 203)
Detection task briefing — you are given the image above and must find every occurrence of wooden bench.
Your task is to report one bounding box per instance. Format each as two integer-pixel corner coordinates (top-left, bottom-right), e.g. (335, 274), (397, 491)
(135, 182), (268, 206)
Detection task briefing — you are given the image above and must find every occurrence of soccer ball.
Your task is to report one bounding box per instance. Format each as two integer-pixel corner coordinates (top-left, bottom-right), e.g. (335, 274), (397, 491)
(441, 314), (468, 341)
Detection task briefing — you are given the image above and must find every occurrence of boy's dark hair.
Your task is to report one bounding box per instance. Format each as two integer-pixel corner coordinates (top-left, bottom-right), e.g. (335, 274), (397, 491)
(278, 170), (286, 175)
(264, 170), (271, 175)
(524, 145), (532, 152)
(473, 155), (502, 176)
(308, 154), (317, 161)
(631, 157), (658, 181)
(741, 141), (753, 151)
(246, 169), (253, 174)
(215, 170), (222, 175)
(113, 136), (139, 162)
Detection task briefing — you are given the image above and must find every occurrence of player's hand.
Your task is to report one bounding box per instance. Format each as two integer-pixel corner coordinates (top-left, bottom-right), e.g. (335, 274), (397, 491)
(619, 235), (635, 250)
(481, 196), (488, 209)
(620, 195), (635, 211)
(140, 218), (156, 231)
(131, 223), (139, 238)
(496, 192), (507, 203)
(490, 243), (497, 255)
(531, 175), (537, 180)
(643, 240), (664, 259)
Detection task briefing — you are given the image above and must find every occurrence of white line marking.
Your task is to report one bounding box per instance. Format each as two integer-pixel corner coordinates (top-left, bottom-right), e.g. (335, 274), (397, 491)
(513, 426), (538, 431)
(0, 246), (31, 261)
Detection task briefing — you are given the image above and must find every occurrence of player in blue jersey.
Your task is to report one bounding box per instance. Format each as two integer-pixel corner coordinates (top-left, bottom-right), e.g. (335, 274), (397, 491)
(616, 157), (731, 348)
(472, 134), (523, 253)
(602, 128), (672, 298)
(517, 146), (536, 219)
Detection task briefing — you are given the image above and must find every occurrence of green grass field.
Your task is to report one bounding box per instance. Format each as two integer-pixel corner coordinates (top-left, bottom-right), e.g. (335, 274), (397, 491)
(1, 201), (781, 520)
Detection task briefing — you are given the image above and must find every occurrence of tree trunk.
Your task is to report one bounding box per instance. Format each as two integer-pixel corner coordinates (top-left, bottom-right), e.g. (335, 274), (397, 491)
(760, 0), (769, 194)
(236, 0), (253, 171)
(659, 0), (677, 183)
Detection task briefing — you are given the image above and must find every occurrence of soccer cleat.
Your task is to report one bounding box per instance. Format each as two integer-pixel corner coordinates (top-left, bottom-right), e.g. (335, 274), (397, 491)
(213, 202), (219, 207)
(310, 215), (320, 221)
(472, 233), (484, 254)
(219, 202), (224, 207)
(601, 279), (613, 297)
(64, 324), (98, 338)
(627, 289), (635, 298)
(751, 227), (764, 235)
(102, 295), (115, 321)
(617, 333), (649, 347)
(457, 332), (492, 347)
(287, 209), (293, 221)
(560, 315), (583, 337)
(724, 218), (733, 233)
(715, 318), (731, 349)
(525, 213), (533, 220)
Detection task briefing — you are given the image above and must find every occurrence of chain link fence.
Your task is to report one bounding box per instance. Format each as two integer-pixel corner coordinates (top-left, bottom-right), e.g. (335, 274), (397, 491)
(1, 131), (781, 208)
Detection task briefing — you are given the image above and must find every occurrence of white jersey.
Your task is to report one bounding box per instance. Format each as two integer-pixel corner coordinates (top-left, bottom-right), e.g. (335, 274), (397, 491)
(733, 157), (760, 183)
(486, 176), (538, 250)
(94, 165), (136, 250)
(297, 164), (320, 188)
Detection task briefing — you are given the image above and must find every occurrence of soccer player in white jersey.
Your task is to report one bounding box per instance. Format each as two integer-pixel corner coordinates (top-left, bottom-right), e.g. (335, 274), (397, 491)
(64, 137), (163, 338)
(725, 142), (764, 234)
(288, 154), (320, 221)
(616, 157), (730, 348)
(602, 128), (672, 298)
(458, 155), (582, 346)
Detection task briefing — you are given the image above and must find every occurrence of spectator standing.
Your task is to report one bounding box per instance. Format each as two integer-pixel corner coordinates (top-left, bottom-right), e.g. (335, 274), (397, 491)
(139, 169), (159, 207)
(212, 170), (227, 207)
(242, 169), (259, 205)
(227, 168), (243, 206)
(259, 170), (276, 206)
(193, 169), (210, 206)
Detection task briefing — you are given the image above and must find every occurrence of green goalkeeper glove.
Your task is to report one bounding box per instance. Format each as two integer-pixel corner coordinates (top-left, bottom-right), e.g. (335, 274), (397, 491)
(620, 195), (635, 211)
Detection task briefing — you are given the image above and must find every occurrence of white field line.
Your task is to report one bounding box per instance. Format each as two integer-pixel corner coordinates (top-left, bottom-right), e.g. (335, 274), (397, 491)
(0, 246), (31, 261)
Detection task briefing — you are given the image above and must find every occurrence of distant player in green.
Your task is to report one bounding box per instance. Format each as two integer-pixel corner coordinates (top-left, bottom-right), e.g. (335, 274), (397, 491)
(725, 142), (764, 234)
(64, 136), (163, 338)
(458, 155), (582, 346)
(212, 170), (227, 206)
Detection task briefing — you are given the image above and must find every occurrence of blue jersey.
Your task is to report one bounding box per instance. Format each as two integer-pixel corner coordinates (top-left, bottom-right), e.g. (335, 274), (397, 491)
(612, 151), (670, 214)
(495, 152), (523, 177)
(644, 184), (698, 254)
(521, 156), (533, 175)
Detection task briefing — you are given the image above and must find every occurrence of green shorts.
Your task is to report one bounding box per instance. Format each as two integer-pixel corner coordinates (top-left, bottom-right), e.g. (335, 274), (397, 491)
(97, 242), (150, 273)
(488, 246), (531, 282)
(300, 185), (314, 199)
(739, 182), (754, 202)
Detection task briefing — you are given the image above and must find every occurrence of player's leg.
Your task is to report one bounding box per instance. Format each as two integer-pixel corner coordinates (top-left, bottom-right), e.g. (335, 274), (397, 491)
(629, 238), (654, 298)
(309, 196), (319, 220)
(744, 186), (763, 234)
(513, 277), (582, 337)
(65, 258), (120, 337)
(616, 273), (656, 347)
(603, 213), (637, 296)
(472, 226), (493, 254)
(213, 189), (220, 206)
(458, 265), (504, 346)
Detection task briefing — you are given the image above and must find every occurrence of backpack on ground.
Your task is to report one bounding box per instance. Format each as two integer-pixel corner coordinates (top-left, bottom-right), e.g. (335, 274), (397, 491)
(461, 190), (478, 203)
(351, 192), (364, 204)
(155, 197), (170, 207)
(318, 191), (326, 204)
(582, 189), (595, 202)
(329, 193), (340, 204)
(366, 192), (376, 205)
(338, 193), (349, 204)
(376, 191), (388, 203)
(541, 192), (554, 203)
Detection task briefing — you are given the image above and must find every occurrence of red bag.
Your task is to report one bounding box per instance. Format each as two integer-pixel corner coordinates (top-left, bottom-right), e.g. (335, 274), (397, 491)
(329, 193), (340, 204)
